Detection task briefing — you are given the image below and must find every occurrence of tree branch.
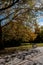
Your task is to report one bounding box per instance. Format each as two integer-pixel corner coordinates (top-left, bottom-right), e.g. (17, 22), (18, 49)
(0, 0), (19, 11)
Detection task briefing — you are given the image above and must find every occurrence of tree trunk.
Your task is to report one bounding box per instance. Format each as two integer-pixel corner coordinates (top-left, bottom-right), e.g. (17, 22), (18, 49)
(0, 22), (4, 50)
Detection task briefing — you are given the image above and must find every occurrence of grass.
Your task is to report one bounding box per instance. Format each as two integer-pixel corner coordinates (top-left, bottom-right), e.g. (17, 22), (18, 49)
(5, 45), (32, 53)
(0, 43), (43, 54)
(37, 43), (43, 47)
(5, 43), (43, 53)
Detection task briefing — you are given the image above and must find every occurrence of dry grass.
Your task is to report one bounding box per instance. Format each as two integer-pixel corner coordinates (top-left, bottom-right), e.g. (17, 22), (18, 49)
(0, 43), (43, 54)
(5, 43), (43, 53)
(5, 45), (32, 53)
(37, 43), (43, 47)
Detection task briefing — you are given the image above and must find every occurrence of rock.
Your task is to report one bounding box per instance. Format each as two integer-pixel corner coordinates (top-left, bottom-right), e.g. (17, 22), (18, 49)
(0, 58), (5, 64)
(5, 58), (11, 63)
(22, 51), (29, 56)
(4, 55), (11, 62)
(22, 55), (25, 60)
(31, 53), (34, 57)
(18, 51), (22, 55)
(17, 54), (22, 59)
(0, 47), (43, 65)
(0, 57), (2, 59)
(4, 55), (10, 59)
(12, 58), (21, 64)
(11, 54), (16, 58)
(27, 61), (34, 65)
(25, 55), (31, 60)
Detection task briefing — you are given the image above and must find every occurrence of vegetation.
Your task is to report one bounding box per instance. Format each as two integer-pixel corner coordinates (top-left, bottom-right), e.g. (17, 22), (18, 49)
(34, 26), (43, 43)
(0, 0), (43, 49)
(2, 43), (43, 54)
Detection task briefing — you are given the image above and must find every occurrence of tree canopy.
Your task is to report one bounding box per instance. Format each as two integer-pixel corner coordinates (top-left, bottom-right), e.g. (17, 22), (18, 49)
(0, 0), (43, 48)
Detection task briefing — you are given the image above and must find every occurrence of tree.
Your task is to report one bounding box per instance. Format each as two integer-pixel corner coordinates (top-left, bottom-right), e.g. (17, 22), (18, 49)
(0, 0), (19, 49)
(0, 22), (4, 49)
(1, 0), (43, 48)
(33, 26), (43, 43)
(2, 19), (37, 47)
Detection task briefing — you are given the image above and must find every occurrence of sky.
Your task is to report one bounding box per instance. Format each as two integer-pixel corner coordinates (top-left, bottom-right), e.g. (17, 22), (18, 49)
(38, 17), (43, 26)
(37, 16), (43, 26)
(36, 11), (43, 26)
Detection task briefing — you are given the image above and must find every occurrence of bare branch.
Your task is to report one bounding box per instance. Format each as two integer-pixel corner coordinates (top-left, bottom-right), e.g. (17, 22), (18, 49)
(0, 0), (19, 10)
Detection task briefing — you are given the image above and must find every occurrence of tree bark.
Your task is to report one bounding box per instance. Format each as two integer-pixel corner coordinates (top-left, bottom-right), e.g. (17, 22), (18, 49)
(0, 21), (4, 50)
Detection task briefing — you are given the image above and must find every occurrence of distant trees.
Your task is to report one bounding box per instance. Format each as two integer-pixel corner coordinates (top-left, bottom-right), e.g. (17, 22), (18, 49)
(33, 26), (43, 43)
(40, 27), (43, 42)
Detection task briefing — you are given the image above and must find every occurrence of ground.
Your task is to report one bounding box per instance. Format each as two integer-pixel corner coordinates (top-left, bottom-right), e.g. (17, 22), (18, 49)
(0, 43), (43, 65)
(4, 43), (43, 53)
